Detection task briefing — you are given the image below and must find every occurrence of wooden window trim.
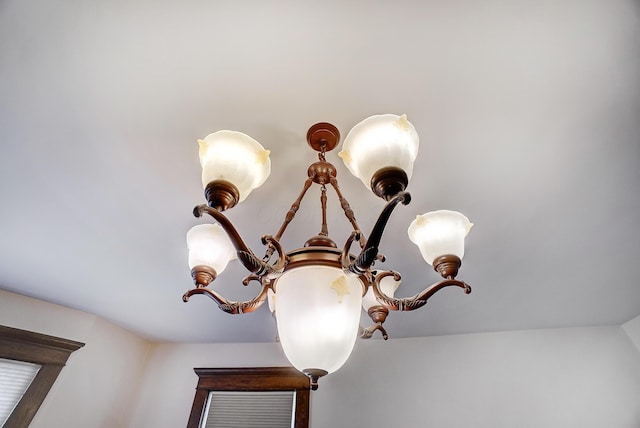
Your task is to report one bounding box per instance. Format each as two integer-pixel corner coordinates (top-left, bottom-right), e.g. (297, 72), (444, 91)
(0, 325), (84, 427)
(187, 367), (310, 428)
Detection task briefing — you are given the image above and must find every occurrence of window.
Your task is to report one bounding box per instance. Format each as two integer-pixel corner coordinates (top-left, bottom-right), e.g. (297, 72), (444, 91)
(0, 358), (41, 424)
(0, 325), (84, 427)
(187, 367), (310, 428)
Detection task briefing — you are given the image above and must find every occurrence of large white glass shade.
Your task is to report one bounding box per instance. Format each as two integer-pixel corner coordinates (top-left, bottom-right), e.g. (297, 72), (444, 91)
(408, 210), (473, 265)
(362, 275), (400, 311)
(186, 224), (236, 273)
(274, 266), (364, 374)
(267, 288), (276, 313)
(339, 114), (419, 189)
(198, 131), (271, 203)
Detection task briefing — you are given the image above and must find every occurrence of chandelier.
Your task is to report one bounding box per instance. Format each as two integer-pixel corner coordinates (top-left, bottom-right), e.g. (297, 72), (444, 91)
(182, 114), (473, 389)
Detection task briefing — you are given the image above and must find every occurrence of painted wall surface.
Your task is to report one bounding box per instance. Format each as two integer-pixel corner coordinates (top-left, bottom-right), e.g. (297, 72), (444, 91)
(3, 289), (640, 428)
(623, 314), (640, 353)
(0, 290), (152, 428)
(130, 326), (640, 428)
(314, 326), (640, 428)
(128, 342), (291, 427)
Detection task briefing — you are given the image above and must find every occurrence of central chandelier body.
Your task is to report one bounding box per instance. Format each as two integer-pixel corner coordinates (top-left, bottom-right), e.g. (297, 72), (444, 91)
(183, 115), (473, 389)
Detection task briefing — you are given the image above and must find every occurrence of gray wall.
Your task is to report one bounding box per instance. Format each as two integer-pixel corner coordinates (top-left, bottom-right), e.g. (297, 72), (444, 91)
(130, 326), (640, 427)
(313, 326), (640, 427)
(3, 289), (640, 427)
(0, 290), (151, 428)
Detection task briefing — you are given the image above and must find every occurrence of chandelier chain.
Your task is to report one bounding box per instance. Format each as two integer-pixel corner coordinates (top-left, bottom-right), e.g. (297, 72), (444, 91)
(318, 141), (327, 161)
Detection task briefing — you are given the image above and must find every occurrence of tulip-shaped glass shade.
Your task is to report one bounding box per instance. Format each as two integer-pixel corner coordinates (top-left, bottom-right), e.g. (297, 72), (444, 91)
(186, 224), (236, 274)
(198, 131), (271, 203)
(408, 210), (473, 265)
(339, 114), (419, 190)
(362, 275), (400, 311)
(274, 266), (364, 375)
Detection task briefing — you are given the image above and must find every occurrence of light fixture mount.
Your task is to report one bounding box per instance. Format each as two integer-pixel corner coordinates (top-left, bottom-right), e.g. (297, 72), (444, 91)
(183, 115), (474, 389)
(432, 254), (462, 279)
(371, 166), (409, 201)
(204, 180), (239, 211)
(306, 122), (340, 153)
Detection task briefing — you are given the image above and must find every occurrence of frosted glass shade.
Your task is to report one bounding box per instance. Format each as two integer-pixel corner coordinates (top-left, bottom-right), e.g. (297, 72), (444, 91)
(408, 210), (473, 265)
(267, 288), (276, 313)
(198, 131), (271, 203)
(274, 266), (364, 374)
(362, 276), (400, 311)
(186, 224), (236, 273)
(339, 114), (419, 189)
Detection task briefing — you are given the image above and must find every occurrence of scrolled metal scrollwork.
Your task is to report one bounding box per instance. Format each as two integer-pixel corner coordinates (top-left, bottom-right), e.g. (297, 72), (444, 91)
(182, 278), (272, 315)
(371, 270), (471, 312)
(341, 230), (361, 275)
(193, 204), (286, 278)
(359, 323), (389, 340)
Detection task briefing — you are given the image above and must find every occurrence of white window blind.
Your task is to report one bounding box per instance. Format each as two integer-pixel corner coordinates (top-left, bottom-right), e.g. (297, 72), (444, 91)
(0, 358), (41, 426)
(201, 391), (296, 428)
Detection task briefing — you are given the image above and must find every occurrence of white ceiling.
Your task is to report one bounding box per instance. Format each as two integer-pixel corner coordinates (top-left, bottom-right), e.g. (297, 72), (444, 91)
(1, 0), (639, 343)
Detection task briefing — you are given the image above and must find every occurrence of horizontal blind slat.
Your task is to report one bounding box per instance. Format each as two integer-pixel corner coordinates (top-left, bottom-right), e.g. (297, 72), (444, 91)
(203, 391), (295, 428)
(0, 358), (41, 425)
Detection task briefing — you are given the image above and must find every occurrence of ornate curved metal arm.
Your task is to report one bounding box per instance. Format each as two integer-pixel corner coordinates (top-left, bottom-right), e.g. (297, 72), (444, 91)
(182, 276), (272, 315)
(347, 192), (411, 275)
(371, 270), (471, 312)
(194, 204), (286, 278)
(341, 230), (361, 274)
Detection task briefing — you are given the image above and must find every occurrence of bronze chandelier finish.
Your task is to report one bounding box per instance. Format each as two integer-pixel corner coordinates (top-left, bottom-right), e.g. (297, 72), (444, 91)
(183, 122), (471, 388)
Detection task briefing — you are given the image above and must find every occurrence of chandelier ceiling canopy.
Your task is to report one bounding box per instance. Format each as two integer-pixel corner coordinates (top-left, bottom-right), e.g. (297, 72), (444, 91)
(183, 114), (473, 389)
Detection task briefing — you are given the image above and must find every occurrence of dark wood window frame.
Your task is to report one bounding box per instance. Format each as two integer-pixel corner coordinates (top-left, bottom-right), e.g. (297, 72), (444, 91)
(0, 325), (85, 428)
(187, 367), (310, 428)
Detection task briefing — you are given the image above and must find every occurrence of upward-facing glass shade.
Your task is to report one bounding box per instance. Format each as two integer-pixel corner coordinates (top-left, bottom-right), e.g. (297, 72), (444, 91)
(186, 224), (236, 274)
(274, 266), (363, 375)
(339, 114), (419, 190)
(408, 210), (473, 265)
(198, 131), (271, 203)
(362, 275), (400, 311)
